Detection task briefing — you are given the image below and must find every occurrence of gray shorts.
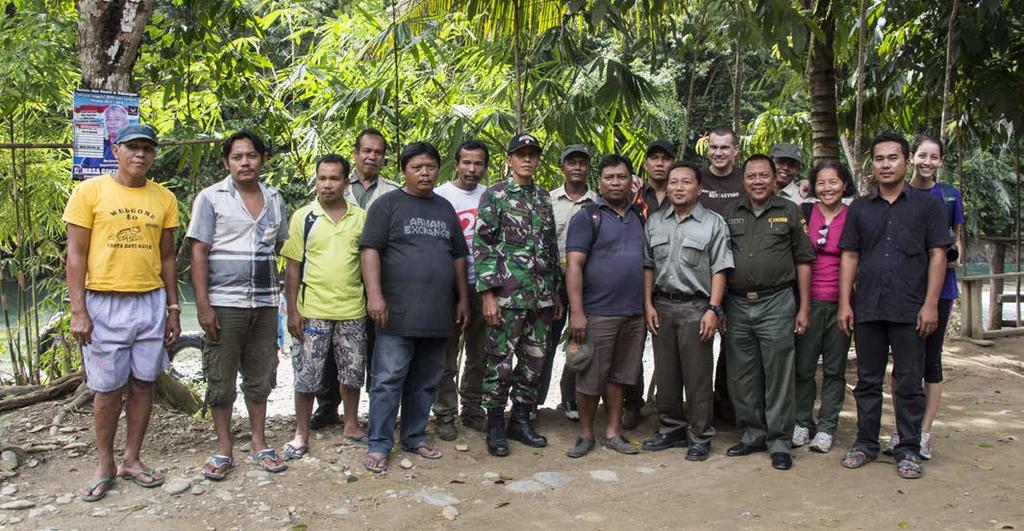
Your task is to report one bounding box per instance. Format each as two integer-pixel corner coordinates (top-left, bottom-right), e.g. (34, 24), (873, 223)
(83, 289), (169, 392)
(576, 315), (645, 396)
(292, 317), (367, 393)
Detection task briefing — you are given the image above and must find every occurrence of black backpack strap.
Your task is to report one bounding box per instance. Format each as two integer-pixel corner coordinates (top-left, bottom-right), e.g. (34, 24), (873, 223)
(298, 210), (318, 302)
(937, 182), (958, 230)
(582, 202), (602, 245)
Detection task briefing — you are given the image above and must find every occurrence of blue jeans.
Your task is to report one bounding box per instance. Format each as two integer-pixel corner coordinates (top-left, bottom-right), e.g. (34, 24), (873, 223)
(367, 332), (448, 454)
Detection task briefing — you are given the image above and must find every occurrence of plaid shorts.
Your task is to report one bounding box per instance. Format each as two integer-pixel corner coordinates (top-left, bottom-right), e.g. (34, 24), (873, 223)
(292, 317), (367, 393)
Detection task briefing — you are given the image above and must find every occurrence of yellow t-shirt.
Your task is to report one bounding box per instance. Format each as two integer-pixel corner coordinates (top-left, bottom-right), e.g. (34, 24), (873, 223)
(280, 200), (366, 321)
(62, 174), (179, 292)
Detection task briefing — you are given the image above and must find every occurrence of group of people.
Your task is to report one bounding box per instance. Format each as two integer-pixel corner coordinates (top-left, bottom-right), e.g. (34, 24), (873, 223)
(64, 121), (962, 501)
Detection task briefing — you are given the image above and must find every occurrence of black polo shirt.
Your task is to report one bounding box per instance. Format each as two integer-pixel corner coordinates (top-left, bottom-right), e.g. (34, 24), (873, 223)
(839, 185), (953, 323)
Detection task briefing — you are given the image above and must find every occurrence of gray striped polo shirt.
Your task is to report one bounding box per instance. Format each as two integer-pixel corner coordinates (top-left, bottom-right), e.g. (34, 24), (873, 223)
(186, 176), (289, 308)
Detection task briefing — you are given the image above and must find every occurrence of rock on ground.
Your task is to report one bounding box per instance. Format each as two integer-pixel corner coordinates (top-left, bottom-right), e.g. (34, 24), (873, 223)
(533, 471), (572, 488)
(589, 470), (618, 482)
(0, 499), (35, 510)
(163, 478), (191, 495)
(505, 480), (546, 493)
(416, 490), (460, 507)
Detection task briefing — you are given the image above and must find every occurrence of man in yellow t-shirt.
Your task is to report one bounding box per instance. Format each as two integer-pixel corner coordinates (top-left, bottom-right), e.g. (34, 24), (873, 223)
(62, 124), (180, 502)
(280, 154), (368, 458)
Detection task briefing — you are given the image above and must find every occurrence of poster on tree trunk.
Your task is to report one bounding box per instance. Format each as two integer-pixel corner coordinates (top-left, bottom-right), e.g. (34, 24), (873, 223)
(71, 89), (140, 179)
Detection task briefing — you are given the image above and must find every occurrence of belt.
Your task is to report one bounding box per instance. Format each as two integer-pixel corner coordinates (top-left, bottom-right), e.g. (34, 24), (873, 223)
(654, 291), (705, 303)
(729, 284), (791, 301)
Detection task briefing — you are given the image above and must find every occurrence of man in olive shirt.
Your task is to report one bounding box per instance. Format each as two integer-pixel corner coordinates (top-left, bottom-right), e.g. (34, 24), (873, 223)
(722, 154), (815, 470)
(642, 161), (733, 461)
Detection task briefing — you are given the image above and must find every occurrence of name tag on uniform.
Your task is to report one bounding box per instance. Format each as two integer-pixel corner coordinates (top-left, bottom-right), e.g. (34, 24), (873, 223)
(727, 218), (744, 225)
(768, 216), (788, 223)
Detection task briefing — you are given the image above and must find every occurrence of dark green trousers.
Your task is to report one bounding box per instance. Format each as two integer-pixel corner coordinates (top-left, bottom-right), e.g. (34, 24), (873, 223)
(794, 301), (850, 437)
(724, 290), (796, 454)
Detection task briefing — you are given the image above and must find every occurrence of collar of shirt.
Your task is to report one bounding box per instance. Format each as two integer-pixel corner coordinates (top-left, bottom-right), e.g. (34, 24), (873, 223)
(737, 194), (785, 215)
(780, 181), (801, 198)
(311, 198), (354, 225)
(215, 175), (278, 200)
(349, 170), (376, 187)
(661, 202), (707, 223)
(552, 184), (596, 203)
(868, 184), (910, 203)
(505, 178), (540, 194)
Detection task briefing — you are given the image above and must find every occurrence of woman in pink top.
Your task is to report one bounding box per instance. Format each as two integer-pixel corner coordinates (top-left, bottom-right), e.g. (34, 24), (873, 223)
(792, 160), (855, 453)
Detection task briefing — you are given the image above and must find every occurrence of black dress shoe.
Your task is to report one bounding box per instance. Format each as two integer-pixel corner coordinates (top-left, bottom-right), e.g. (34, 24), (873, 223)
(771, 452), (792, 470)
(686, 441), (711, 461)
(309, 407), (341, 430)
(726, 442), (768, 457)
(642, 430), (689, 451)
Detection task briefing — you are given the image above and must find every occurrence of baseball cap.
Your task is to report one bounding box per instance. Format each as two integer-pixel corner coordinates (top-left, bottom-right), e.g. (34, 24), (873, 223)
(769, 142), (801, 162)
(559, 144), (590, 163)
(507, 133), (542, 154)
(646, 140), (676, 158)
(115, 124), (159, 145)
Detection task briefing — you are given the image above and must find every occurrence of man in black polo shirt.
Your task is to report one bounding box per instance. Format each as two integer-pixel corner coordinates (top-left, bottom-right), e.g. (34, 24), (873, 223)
(838, 131), (951, 480)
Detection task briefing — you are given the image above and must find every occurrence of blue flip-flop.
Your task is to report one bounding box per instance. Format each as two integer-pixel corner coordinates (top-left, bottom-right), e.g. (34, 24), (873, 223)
(79, 476), (114, 502)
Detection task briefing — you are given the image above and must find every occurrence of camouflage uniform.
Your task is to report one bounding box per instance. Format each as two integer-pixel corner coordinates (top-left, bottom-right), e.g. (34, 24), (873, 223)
(474, 179), (560, 409)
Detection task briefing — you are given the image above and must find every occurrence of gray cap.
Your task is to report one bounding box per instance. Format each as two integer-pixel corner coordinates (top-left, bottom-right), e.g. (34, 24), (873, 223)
(769, 142), (801, 163)
(559, 144), (590, 163)
(115, 124), (158, 145)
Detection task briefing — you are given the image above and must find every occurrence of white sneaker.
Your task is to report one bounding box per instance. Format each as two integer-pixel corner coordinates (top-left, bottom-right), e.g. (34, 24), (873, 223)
(808, 432), (833, 453)
(919, 430), (932, 460)
(883, 430), (899, 455)
(792, 425), (810, 447)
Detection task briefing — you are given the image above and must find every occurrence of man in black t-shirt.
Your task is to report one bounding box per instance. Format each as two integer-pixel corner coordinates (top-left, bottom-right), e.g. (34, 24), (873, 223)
(359, 142), (470, 474)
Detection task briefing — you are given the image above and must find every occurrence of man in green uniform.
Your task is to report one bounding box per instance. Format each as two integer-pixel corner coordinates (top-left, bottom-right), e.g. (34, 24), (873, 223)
(474, 133), (564, 457)
(722, 154), (815, 471)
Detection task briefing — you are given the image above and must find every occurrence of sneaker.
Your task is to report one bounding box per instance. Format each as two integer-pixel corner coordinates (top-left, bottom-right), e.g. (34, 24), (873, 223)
(808, 432), (833, 453)
(919, 430), (932, 460)
(792, 425), (810, 448)
(882, 430), (899, 455)
(561, 401), (580, 421)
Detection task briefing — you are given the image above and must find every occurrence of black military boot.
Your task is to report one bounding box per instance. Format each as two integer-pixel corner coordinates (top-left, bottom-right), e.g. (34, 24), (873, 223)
(486, 408), (510, 457)
(506, 403), (548, 447)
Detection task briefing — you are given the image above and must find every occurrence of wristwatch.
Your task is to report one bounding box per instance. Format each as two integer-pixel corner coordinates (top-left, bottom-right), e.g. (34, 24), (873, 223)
(708, 304), (724, 317)
(167, 304), (181, 313)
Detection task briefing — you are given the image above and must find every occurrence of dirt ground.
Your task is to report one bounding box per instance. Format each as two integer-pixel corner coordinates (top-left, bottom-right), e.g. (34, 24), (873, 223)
(1, 335), (1022, 531)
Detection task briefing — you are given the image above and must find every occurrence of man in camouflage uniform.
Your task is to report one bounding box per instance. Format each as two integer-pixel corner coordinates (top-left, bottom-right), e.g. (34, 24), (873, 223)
(474, 133), (564, 457)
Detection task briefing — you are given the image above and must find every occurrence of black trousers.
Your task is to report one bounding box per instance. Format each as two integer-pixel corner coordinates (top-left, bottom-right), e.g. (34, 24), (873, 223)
(853, 320), (926, 460)
(315, 318), (376, 412)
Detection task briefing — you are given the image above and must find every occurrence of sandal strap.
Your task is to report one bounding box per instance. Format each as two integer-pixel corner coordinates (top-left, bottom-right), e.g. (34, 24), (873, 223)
(208, 454), (233, 467)
(253, 448), (280, 460)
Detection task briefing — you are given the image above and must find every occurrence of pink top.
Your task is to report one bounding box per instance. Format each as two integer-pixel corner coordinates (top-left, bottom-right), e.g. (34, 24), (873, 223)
(808, 204), (848, 302)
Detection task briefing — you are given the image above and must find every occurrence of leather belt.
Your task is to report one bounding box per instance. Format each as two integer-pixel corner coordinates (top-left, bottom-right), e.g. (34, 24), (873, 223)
(654, 291), (705, 303)
(729, 284), (791, 301)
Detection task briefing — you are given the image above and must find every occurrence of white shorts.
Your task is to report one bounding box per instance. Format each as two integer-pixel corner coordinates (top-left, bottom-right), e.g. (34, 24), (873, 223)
(82, 289), (169, 392)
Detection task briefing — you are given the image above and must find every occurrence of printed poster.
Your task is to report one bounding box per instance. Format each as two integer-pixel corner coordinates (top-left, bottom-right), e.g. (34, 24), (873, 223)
(72, 89), (140, 179)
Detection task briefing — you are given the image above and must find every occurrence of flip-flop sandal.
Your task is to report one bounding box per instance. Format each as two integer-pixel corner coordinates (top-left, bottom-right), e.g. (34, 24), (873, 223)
(840, 448), (875, 469)
(363, 452), (389, 473)
(897, 457), (923, 479)
(403, 442), (442, 460)
(345, 434), (369, 446)
(283, 442), (309, 460)
(250, 448), (288, 473)
(79, 476), (114, 502)
(202, 454), (234, 481)
(120, 467), (165, 488)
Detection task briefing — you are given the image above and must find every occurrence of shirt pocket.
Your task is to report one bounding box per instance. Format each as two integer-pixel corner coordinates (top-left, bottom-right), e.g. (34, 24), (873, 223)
(680, 236), (709, 267)
(650, 235), (670, 261)
(893, 223), (924, 257)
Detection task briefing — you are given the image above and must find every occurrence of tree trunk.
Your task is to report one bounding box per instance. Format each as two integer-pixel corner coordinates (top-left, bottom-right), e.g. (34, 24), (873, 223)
(76, 0), (157, 91)
(939, 0), (960, 146)
(808, 0), (840, 163)
(988, 243), (1006, 330)
(851, 0), (869, 192)
(512, 0), (523, 132)
(732, 41), (742, 134)
(0, 373), (83, 413)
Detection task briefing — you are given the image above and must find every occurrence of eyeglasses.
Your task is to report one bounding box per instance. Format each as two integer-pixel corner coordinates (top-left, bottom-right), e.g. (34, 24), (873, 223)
(817, 224), (830, 247)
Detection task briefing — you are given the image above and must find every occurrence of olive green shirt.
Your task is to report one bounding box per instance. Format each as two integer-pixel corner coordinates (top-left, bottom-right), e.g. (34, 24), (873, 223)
(644, 203), (734, 297)
(722, 195), (816, 292)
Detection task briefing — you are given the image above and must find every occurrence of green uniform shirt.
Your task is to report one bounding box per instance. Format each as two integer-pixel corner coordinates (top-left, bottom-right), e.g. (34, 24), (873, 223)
(473, 178), (560, 309)
(644, 203), (734, 297)
(280, 200), (367, 320)
(722, 195), (815, 292)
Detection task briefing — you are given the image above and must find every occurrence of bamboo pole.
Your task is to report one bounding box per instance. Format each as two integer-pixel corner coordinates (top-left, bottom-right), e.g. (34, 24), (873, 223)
(939, 0), (959, 145)
(512, 0), (523, 132)
(851, 0), (868, 185)
(0, 137), (223, 150)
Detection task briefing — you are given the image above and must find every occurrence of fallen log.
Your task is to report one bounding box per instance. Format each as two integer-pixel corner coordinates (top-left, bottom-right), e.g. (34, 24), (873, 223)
(0, 373), (83, 413)
(0, 384), (43, 398)
(155, 372), (202, 415)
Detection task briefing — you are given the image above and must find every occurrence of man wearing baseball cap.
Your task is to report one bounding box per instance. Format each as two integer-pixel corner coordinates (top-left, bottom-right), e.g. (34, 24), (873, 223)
(474, 133), (564, 456)
(540, 145), (597, 422)
(64, 124), (180, 500)
(770, 142), (810, 204)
